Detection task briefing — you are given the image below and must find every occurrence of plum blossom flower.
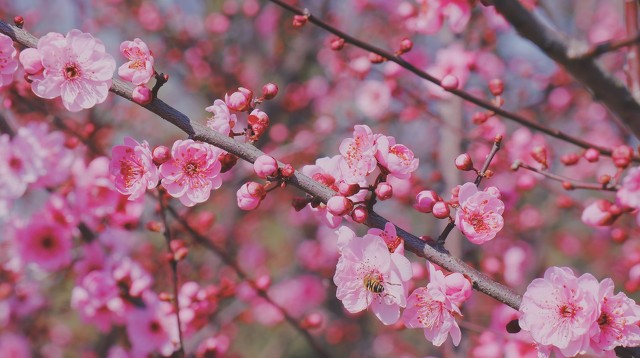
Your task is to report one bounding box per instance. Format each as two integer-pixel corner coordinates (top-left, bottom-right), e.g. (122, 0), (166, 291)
(14, 218), (73, 271)
(109, 137), (159, 200)
(339, 125), (379, 183)
(617, 167), (640, 209)
(589, 278), (640, 355)
(333, 233), (412, 325)
(159, 139), (223, 207)
(22, 30), (116, 112)
(375, 135), (419, 179)
(236, 182), (265, 211)
(126, 294), (178, 357)
(402, 263), (463, 346)
(71, 270), (126, 331)
(205, 99), (237, 135)
(406, 0), (473, 34)
(454, 182), (504, 244)
(0, 132), (42, 199)
(426, 43), (475, 98)
(581, 199), (620, 227)
(519, 267), (599, 357)
(118, 38), (154, 85)
(0, 33), (18, 87)
(367, 222), (404, 254)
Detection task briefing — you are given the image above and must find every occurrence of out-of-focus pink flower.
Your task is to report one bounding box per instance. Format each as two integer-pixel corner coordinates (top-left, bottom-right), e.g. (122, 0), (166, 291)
(355, 80), (391, 120)
(519, 266), (599, 357)
(178, 282), (218, 334)
(333, 233), (412, 325)
(618, 167), (640, 209)
(253, 155), (278, 179)
(126, 294), (178, 357)
(581, 199), (620, 227)
(196, 335), (230, 358)
(339, 125), (379, 183)
(0, 333), (30, 358)
(367, 222), (404, 254)
(23, 30), (115, 112)
(159, 139), (223, 207)
(0, 132), (42, 199)
(118, 38), (154, 85)
(14, 219), (73, 271)
(205, 99), (237, 135)
(111, 258), (153, 299)
(21, 124), (74, 189)
(402, 263), (462, 346)
(71, 270), (126, 331)
(406, 0), (473, 34)
(375, 135), (419, 179)
(225, 87), (253, 112)
(0, 34), (17, 87)
(110, 137), (159, 200)
(589, 278), (640, 354)
(236, 181), (265, 210)
(454, 183), (504, 244)
(426, 43), (474, 98)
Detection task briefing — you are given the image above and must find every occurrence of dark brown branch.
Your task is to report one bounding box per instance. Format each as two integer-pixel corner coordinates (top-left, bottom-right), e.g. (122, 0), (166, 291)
(492, 0), (640, 140)
(571, 33), (640, 60)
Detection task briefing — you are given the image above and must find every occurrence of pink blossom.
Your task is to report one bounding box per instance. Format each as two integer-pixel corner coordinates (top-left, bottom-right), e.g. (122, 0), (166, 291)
(355, 80), (391, 120)
(178, 282), (218, 334)
(112, 258), (153, 299)
(443, 271), (472, 307)
(406, 0), (472, 34)
(118, 38), (154, 85)
(126, 294), (178, 357)
(333, 233), (412, 325)
(71, 157), (122, 230)
(581, 199), (620, 227)
(375, 135), (419, 179)
(196, 335), (230, 357)
(589, 278), (640, 354)
(14, 218), (73, 271)
(236, 181), (265, 210)
(402, 263), (463, 346)
(454, 182), (504, 244)
(0, 132), (42, 199)
(159, 139), (223, 207)
(0, 33), (17, 87)
(617, 167), (640, 209)
(426, 43), (475, 98)
(225, 87), (253, 112)
(339, 125), (379, 183)
(22, 124), (74, 189)
(110, 137), (159, 200)
(24, 30), (116, 112)
(253, 155), (278, 178)
(19, 47), (43, 75)
(367, 222), (404, 254)
(519, 267), (599, 357)
(71, 270), (126, 331)
(0, 333), (30, 358)
(205, 99), (237, 135)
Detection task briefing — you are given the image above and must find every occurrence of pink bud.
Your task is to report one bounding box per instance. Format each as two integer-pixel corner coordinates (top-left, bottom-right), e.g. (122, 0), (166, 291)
(530, 146), (548, 169)
(472, 111), (489, 124)
(292, 15), (308, 27)
(488, 78), (504, 96)
(351, 206), (368, 223)
(583, 148), (600, 162)
(301, 313), (323, 329)
(612, 145), (634, 168)
(219, 152), (239, 173)
(253, 155), (278, 179)
(368, 52), (385, 64)
(261, 83), (279, 100)
(454, 153), (474, 171)
(337, 181), (360, 196)
(441, 75), (459, 90)
(398, 38), (413, 54)
(280, 164), (294, 178)
(255, 274), (271, 290)
(13, 15), (24, 28)
(375, 182), (393, 200)
(152, 145), (171, 165)
(19, 48), (43, 75)
(432, 201), (450, 219)
(237, 182), (265, 211)
(444, 273), (472, 306)
(414, 190), (440, 213)
(326, 196), (354, 216)
(560, 153), (580, 166)
(225, 87), (253, 112)
(581, 199), (619, 227)
(248, 109), (270, 126)
(330, 37), (345, 51)
(132, 85), (153, 105)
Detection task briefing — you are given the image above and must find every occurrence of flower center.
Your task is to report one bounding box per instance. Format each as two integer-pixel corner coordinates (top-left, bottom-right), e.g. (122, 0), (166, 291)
(597, 312), (612, 326)
(64, 63), (81, 80)
(468, 212), (489, 233)
(8, 156), (22, 170)
(183, 162), (199, 176)
(40, 235), (56, 249)
(149, 320), (162, 333)
(559, 304), (577, 318)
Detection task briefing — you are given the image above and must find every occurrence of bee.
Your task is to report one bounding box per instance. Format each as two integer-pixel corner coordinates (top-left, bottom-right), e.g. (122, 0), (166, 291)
(363, 273), (385, 294)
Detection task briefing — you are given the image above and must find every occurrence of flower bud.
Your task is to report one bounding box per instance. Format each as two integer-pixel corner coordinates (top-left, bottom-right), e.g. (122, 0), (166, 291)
(472, 111), (489, 124)
(583, 148), (599, 162)
(327, 196), (354, 216)
(337, 181), (360, 196)
(414, 190), (440, 213)
(300, 313), (323, 329)
(454, 153), (474, 171)
(581, 199), (619, 227)
(375, 182), (393, 200)
(225, 87), (253, 112)
(488, 78), (504, 96)
(611, 228), (628, 243)
(351, 206), (368, 223)
(441, 74), (459, 90)
(13, 15), (24, 28)
(255, 274), (271, 290)
(254, 155), (278, 179)
(152, 145), (171, 165)
(281, 164), (294, 178)
(237, 182), (266, 211)
(398, 38), (413, 54)
(19, 48), (44, 75)
(432, 201), (450, 219)
(612, 145), (634, 169)
(368, 52), (385, 64)
(330, 37), (345, 51)
(560, 153), (580, 166)
(132, 85), (153, 105)
(261, 83), (279, 100)
(292, 15), (308, 28)
(146, 221), (164, 232)
(530, 146), (548, 169)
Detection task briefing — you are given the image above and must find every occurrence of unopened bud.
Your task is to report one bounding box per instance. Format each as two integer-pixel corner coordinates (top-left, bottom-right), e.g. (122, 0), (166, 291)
(583, 148), (599, 162)
(337, 181), (360, 196)
(415, 190), (440, 213)
(281, 164), (294, 178)
(351, 206), (368, 223)
(375, 182), (393, 200)
(612, 228), (628, 243)
(301, 313), (323, 329)
(330, 37), (345, 51)
(598, 174), (611, 185)
(441, 75), (459, 91)
(562, 181), (574, 190)
(219, 152), (239, 173)
(560, 153), (580, 166)
(612, 145), (634, 169)
(292, 15), (308, 28)
(261, 83), (279, 100)
(152, 145), (171, 165)
(483, 169), (494, 179)
(146, 221), (164, 232)
(530, 146), (548, 169)
(472, 111), (489, 124)
(398, 38), (413, 54)
(326, 196), (354, 216)
(454, 153), (474, 171)
(488, 78), (504, 96)
(13, 16), (24, 28)
(432, 201), (450, 219)
(368, 52), (385, 64)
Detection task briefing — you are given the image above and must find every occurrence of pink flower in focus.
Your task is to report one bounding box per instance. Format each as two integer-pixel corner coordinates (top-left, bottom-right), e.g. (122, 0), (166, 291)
(25, 30), (116, 112)
(236, 181), (265, 210)
(367, 222), (404, 254)
(519, 267), (599, 357)
(333, 233), (412, 325)
(71, 270), (126, 331)
(402, 263), (463, 347)
(118, 38), (154, 85)
(159, 139), (223, 207)
(589, 278), (640, 354)
(0, 34), (18, 87)
(454, 182), (504, 244)
(375, 135), (419, 179)
(339, 125), (379, 183)
(205, 99), (237, 135)
(617, 167), (640, 209)
(14, 219), (73, 271)
(110, 137), (159, 200)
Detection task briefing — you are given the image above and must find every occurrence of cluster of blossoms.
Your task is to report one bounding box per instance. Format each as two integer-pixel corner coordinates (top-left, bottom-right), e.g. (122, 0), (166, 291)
(110, 137), (223, 207)
(519, 266), (640, 357)
(333, 223), (472, 346)
(415, 181), (505, 245)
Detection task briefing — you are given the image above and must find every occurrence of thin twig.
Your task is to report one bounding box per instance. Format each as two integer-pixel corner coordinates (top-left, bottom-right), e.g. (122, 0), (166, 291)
(513, 161), (619, 191)
(572, 33), (640, 60)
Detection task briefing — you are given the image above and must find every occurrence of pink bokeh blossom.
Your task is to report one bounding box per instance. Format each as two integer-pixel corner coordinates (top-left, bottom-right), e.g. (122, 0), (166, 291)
(14, 219), (73, 271)
(109, 137), (159, 200)
(618, 167), (640, 209)
(159, 139), (223, 207)
(454, 183), (504, 244)
(71, 270), (126, 331)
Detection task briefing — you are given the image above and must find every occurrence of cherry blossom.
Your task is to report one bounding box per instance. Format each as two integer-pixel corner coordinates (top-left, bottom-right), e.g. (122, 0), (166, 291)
(333, 233), (412, 325)
(126, 294), (179, 357)
(118, 38), (154, 85)
(374, 135), (419, 179)
(14, 218), (73, 271)
(71, 270), (126, 331)
(367, 222), (404, 254)
(454, 182), (504, 244)
(0, 33), (17, 87)
(339, 125), (379, 184)
(22, 30), (116, 112)
(109, 137), (159, 200)
(406, 0), (473, 34)
(617, 167), (640, 209)
(159, 139), (223, 207)
(236, 181), (266, 210)
(205, 99), (237, 135)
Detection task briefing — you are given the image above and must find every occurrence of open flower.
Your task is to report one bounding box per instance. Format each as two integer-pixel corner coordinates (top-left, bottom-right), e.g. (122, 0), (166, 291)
(14, 218), (73, 271)
(159, 139), (223, 207)
(333, 233), (412, 325)
(375, 135), (419, 179)
(0, 33), (18, 87)
(205, 99), (237, 136)
(454, 182), (504, 244)
(110, 137), (159, 200)
(339, 125), (378, 183)
(617, 167), (640, 209)
(118, 38), (154, 85)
